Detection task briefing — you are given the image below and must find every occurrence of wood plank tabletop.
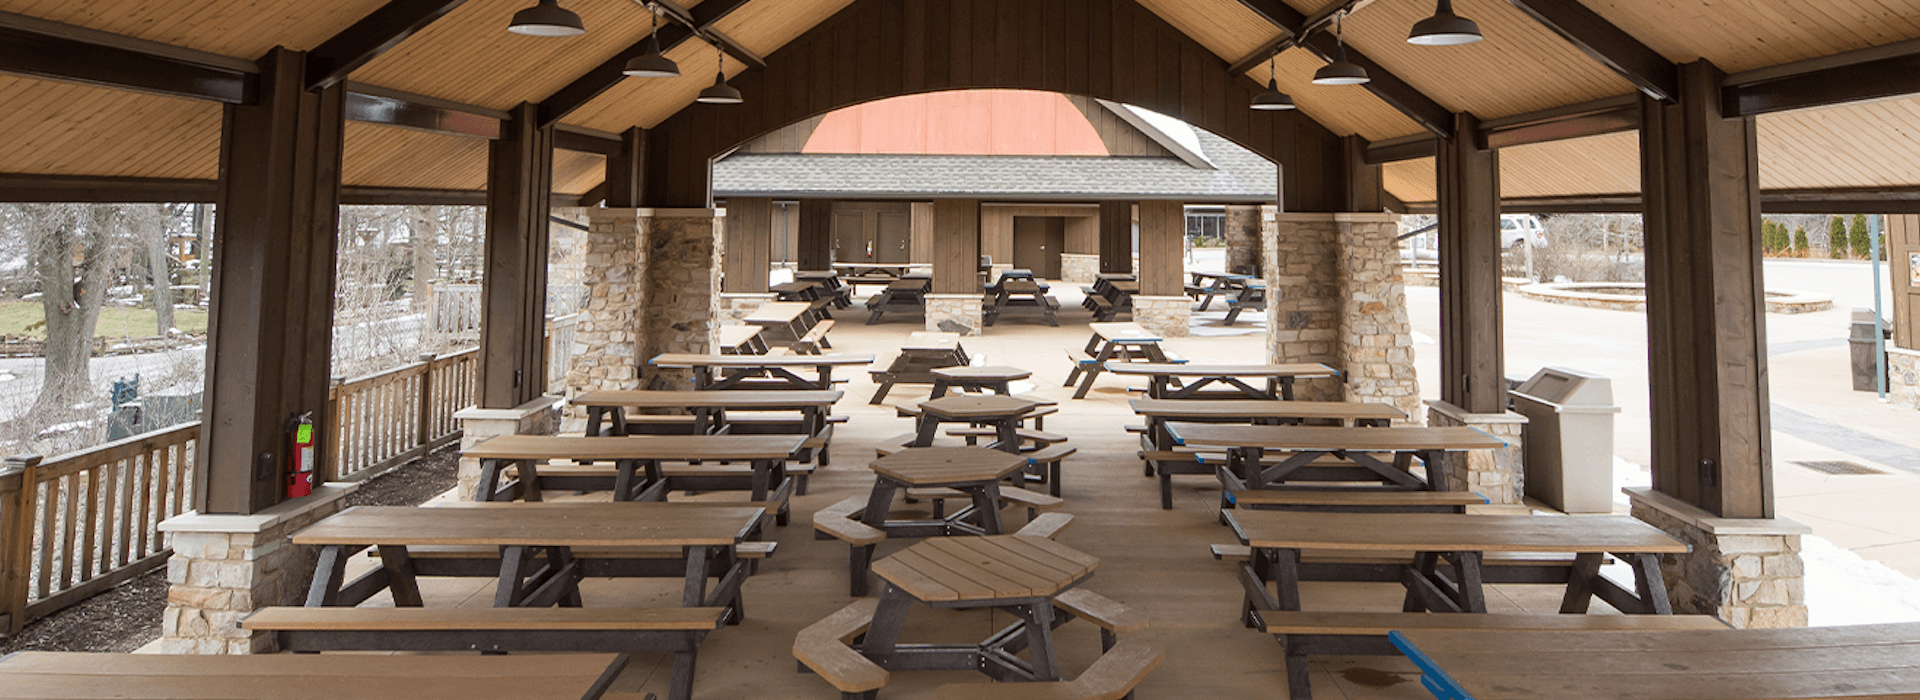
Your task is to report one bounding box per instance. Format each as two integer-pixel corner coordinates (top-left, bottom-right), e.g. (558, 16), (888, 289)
(872, 535), (1098, 602)
(918, 395), (1044, 418)
(291, 504), (764, 547)
(1164, 423), (1508, 451)
(572, 389), (843, 409)
(1104, 362), (1338, 378)
(1130, 399), (1406, 422)
(465, 434), (804, 461)
(903, 332), (961, 350)
(932, 365), (1032, 381)
(769, 281), (815, 293)
(742, 301), (811, 324)
(650, 353), (875, 367)
(870, 446), (1028, 484)
(716, 324), (763, 347)
(0, 652), (625, 699)
(1226, 511), (1690, 554)
(1394, 623), (1920, 700)
(1088, 322), (1158, 342)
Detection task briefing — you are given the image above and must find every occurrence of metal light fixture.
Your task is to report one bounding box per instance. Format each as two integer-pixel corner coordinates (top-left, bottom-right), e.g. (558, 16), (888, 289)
(695, 43), (742, 104)
(1408, 0), (1483, 46)
(1250, 54), (1296, 111)
(623, 3), (680, 77)
(507, 0), (584, 37)
(1312, 11), (1370, 85)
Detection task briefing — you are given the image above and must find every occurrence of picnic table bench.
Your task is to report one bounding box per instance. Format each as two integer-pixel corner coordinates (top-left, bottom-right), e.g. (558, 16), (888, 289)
(1222, 282), (1266, 325)
(983, 278), (1061, 326)
(1164, 423), (1505, 494)
(1105, 362), (1339, 400)
(794, 270), (855, 308)
(0, 651), (633, 700)
(868, 331), (970, 403)
(1186, 271), (1252, 311)
(1131, 400), (1405, 509)
(650, 352), (874, 391)
(466, 434), (802, 522)
(1390, 622), (1920, 700)
(1066, 322), (1181, 399)
(1080, 276), (1137, 321)
(574, 388), (842, 474)
(865, 277), (931, 324)
(717, 324), (768, 355)
(743, 301), (819, 344)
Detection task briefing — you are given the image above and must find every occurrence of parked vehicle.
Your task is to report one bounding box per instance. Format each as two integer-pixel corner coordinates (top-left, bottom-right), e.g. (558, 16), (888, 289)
(1501, 215), (1548, 249)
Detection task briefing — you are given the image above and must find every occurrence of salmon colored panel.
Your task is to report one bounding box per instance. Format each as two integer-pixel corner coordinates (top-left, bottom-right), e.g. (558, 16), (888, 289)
(803, 90), (1108, 156)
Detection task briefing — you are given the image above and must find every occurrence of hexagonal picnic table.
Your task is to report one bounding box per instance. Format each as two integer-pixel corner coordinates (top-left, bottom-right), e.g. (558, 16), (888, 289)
(912, 395), (1044, 453)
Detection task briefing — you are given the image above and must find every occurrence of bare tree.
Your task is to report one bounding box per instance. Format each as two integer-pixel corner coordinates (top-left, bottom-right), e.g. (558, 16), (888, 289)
(125, 204), (181, 335)
(21, 203), (124, 418)
(409, 205), (439, 312)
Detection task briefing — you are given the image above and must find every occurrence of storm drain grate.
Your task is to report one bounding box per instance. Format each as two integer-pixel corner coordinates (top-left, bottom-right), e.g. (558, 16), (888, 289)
(1793, 460), (1883, 475)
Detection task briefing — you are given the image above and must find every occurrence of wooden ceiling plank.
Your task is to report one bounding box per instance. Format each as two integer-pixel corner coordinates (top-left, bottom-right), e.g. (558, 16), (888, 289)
(1234, 0), (1453, 138)
(1506, 0), (1678, 102)
(304, 0), (473, 92)
(537, 0), (753, 128)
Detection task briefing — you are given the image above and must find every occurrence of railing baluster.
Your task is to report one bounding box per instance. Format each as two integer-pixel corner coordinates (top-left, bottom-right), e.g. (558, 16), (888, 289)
(111, 456), (130, 569)
(79, 468), (98, 582)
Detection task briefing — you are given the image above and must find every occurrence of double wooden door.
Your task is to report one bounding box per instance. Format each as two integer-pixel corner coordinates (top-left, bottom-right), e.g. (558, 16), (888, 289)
(832, 201), (912, 264)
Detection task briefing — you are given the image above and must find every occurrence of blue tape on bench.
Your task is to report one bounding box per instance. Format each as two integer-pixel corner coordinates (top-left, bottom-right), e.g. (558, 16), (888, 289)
(1224, 490), (1238, 505)
(1389, 630), (1472, 700)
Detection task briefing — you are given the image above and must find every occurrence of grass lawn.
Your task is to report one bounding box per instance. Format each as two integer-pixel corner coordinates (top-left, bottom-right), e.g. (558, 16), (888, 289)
(0, 301), (209, 339)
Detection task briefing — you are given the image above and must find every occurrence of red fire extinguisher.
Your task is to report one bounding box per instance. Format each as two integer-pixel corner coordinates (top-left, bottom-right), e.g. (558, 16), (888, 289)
(287, 412), (316, 499)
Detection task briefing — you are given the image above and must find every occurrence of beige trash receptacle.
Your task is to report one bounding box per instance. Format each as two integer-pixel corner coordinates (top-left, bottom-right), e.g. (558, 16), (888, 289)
(1510, 367), (1621, 514)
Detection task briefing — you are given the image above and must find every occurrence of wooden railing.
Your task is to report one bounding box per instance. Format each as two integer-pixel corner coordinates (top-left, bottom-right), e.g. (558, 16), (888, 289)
(1, 423), (199, 636)
(325, 348), (478, 483)
(547, 313), (579, 394)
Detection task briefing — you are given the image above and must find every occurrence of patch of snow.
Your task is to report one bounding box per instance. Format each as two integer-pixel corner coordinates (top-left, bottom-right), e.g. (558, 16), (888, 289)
(1805, 535), (1920, 626)
(35, 420), (95, 437)
(0, 372), (14, 383)
(21, 292), (41, 301)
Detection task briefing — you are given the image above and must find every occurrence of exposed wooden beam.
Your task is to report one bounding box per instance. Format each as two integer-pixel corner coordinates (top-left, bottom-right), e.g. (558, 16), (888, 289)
(1723, 38), (1920, 117)
(0, 10), (256, 103)
(1397, 187), (1920, 215)
(1365, 134), (1438, 164)
(537, 0), (753, 128)
(1507, 0), (1677, 102)
(1479, 94), (1638, 149)
(655, 0), (765, 70)
(345, 82), (503, 139)
(305, 0), (470, 92)
(1234, 0), (1454, 138)
(553, 125), (625, 155)
(1228, 35), (1297, 76)
(0, 173), (594, 206)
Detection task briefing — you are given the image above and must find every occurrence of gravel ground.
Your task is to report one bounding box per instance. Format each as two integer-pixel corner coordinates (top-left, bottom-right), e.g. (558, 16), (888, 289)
(0, 446), (459, 654)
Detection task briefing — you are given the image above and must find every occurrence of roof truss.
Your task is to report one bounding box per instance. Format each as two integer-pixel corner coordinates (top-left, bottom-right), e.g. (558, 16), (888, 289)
(0, 10), (256, 103)
(1507, 0), (1677, 102)
(1234, 0), (1454, 138)
(1723, 37), (1920, 117)
(305, 0), (472, 92)
(537, 0), (753, 128)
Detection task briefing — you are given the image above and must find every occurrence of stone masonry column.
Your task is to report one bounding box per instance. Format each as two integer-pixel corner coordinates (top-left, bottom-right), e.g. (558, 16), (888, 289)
(569, 209), (648, 401)
(1627, 488), (1810, 628)
(159, 484), (356, 654)
(454, 397), (563, 499)
(1133, 201), (1190, 337)
(1265, 214), (1342, 401)
(1426, 401), (1525, 503)
(927, 199), (984, 335)
(1337, 214), (1423, 421)
(642, 209), (722, 387)
(1890, 347), (1920, 411)
(1224, 204), (1263, 276)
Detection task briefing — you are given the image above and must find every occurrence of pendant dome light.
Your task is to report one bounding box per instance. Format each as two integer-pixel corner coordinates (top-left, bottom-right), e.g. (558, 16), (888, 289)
(623, 3), (680, 77)
(1408, 0), (1483, 46)
(1250, 53), (1296, 111)
(1311, 11), (1370, 85)
(507, 0), (585, 37)
(695, 43), (743, 104)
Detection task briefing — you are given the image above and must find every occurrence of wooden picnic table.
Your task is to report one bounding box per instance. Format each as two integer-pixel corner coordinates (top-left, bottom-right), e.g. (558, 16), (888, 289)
(1226, 510), (1688, 623)
(716, 324), (767, 355)
(983, 277), (1060, 326)
(770, 280), (822, 300)
(294, 504), (764, 610)
(1104, 362), (1339, 400)
(0, 651), (630, 700)
(650, 352), (874, 390)
(575, 389), (841, 437)
(869, 332), (971, 403)
(1165, 423), (1505, 493)
(1187, 271), (1252, 311)
(793, 271), (854, 308)
(861, 446), (1030, 537)
(865, 277), (931, 324)
(1067, 322), (1176, 399)
(466, 433), (801, 508)
(863, 535), (1101, 682)
(833, 262), (930, 278)
(1391, 622), (1920, 700)
(1131, 400), (1405, 509)
(930, 365), (1031, 397)
(743, 300), (816, 342)
(915, 395), (1045, 453)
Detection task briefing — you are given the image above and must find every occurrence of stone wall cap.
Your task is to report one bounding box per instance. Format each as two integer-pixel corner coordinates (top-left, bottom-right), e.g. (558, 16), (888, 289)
(1889, 346), (1920, 358)
(1426, 399), (1530, 424)
(1130, 295), (1196, 302)
(160, 483), (357, 534)
(644, 207), (719, 218)
(1272, 212), (1400, 224)
(1624, 487), (1812, 536)
(925, 293), (987, 300)
(454, 395), (563, 422)
(720, 292), (778, 300)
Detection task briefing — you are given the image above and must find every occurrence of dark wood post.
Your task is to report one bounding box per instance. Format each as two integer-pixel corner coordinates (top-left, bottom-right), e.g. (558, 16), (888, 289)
(723, 197), (773, 293)
(478, 102), (553, 409)
(1, 455), (40, 635)
(605, 127), (646, 208)
(1641, 60), (1771, 519)
(199, 47), (344, 515)
(1343, 136), (1383, 213)
(796, 199), (834, 271)
(1098, 201), (1134, 275)
(1890, 215), (1919, 351)
(1136, 201), (1183, 296)
(931, 200), (982, 294)
(1436, 112), (1506, 414)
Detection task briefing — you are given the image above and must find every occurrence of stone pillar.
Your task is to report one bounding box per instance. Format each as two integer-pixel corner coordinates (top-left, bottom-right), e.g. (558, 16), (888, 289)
(929, 200), (983, 335)
(1134, 201), (1190, 337)
(1060, 254), (1100, 283)
(926, 295), (983, 336)
(1426, 401), (1526, 504)
(1265, 214), (1343, 402)
(159, 484), (356, 654)
(719, 293), (777, 321)
(1890, 347), (1920, 411)
(571, 209), (648, 400)
(1627, 488), (1809, 628)
(1267, 213), (1424, 418)
(454, 396), (564, 499)
(1224, 204), (1263, 276)
(641, 209), (722, 387)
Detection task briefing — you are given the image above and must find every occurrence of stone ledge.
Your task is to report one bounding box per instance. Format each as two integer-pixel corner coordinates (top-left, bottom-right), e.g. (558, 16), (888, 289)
(643, 207), (719, 218)
(159, 483), (357, 535)
(1425, 399), (1529, 427)
(1624, 487), (1812, 536)
(453, 395), (565, 422)
(1891, 347), (1920, 359)
(1272, 212), (1399, 224)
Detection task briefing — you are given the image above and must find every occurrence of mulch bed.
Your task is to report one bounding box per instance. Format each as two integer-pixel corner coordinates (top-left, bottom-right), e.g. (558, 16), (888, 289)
(0, 446), (458, 654)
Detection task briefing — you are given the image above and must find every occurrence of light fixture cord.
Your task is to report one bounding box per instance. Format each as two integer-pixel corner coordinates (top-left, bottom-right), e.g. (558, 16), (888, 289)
(1335, 10), (1348, 60)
